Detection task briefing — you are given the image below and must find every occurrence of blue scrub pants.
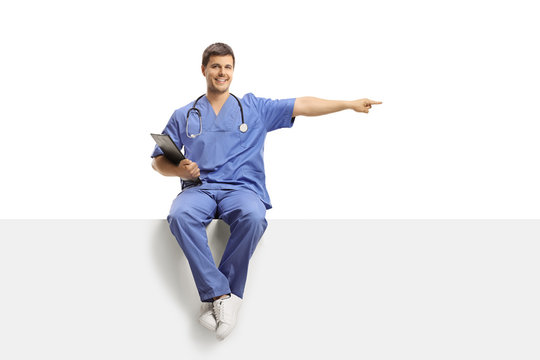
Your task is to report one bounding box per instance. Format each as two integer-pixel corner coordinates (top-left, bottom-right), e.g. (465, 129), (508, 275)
(167, 187), (267, 302)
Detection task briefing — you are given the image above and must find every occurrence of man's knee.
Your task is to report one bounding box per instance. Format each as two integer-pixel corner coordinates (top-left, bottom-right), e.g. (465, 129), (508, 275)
(167, 206), (194, 229)
(237, 205), (267, 229)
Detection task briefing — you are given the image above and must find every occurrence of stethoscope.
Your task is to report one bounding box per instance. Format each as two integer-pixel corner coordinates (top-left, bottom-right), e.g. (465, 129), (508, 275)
(186, 93), (247, 138)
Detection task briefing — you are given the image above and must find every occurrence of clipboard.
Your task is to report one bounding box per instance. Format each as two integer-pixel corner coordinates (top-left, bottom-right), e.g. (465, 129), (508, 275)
(151, 133), (201, 184)
(151, 133), (186, 165)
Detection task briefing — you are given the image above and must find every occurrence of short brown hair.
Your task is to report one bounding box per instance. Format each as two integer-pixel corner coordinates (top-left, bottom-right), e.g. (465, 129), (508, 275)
(202, 43), (235, 67)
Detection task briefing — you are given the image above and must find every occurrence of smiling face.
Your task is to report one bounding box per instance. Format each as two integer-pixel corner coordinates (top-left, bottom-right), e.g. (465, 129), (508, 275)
(202, 55), (234, 95)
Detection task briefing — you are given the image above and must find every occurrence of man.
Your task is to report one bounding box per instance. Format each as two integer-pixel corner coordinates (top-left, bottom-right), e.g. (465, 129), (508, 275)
(151, 43), (381, 340)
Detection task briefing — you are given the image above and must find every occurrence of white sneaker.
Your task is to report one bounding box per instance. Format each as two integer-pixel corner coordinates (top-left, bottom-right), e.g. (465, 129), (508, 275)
(199, 302), (217, 331)
(213, 294), (242, 340)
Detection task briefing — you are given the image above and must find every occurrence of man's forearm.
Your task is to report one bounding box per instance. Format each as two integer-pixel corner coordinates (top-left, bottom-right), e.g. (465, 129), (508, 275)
(152, 155), (182, 177)
(152, 155), (200, 180)
(292, 97), (382, 117)
(292, 97), (351, 117)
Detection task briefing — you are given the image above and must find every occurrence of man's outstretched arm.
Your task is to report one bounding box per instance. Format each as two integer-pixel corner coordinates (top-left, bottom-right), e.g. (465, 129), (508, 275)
(292, 97), (382, 117)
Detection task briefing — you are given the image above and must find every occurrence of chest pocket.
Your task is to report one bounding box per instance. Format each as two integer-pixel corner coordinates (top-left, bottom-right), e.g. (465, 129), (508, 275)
(208, 110), (248, 150)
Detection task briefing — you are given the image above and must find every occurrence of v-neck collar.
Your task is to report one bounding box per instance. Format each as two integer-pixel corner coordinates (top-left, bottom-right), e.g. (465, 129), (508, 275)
(203, 94), (232, 119)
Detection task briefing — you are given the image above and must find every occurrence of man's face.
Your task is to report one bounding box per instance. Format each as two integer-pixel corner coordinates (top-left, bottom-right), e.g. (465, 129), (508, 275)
(202, 55), (234, 94)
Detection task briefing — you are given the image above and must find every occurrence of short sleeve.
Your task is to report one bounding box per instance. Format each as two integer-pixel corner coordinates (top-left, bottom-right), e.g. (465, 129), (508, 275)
(255, 96), (296, 132)
(151, 111), (183, 158)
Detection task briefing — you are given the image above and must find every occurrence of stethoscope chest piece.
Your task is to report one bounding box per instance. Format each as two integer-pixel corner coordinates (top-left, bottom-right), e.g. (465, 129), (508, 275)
(239, 123), (248, 133)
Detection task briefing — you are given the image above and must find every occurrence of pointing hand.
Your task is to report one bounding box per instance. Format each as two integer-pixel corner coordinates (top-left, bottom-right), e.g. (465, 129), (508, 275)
(351, 99), (383, 113)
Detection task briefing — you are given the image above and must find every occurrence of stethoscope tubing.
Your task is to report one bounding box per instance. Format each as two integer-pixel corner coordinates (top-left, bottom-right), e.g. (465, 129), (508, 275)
(186, 93), (246, 138)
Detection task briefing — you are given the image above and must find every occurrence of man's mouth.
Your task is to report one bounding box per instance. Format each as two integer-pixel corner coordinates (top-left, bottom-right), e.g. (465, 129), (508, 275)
(216, 78), (228, 84)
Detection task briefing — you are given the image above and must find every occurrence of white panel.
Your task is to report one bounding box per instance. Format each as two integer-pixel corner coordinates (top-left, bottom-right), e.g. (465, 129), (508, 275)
(1, 220), (539, 359)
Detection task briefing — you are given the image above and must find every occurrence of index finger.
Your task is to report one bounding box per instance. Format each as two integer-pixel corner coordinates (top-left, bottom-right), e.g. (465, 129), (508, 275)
(368, 100), (383, 105)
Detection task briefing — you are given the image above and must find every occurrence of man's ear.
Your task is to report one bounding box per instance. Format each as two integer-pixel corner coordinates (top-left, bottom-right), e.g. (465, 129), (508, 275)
(201, 65), (206, 76)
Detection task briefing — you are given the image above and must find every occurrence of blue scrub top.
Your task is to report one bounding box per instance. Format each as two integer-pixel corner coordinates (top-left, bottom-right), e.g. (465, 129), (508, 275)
(151, 93), (296, 209)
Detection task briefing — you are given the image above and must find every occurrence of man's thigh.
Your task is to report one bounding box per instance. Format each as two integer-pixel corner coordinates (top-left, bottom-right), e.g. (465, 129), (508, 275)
(169, 188), (218, 223)
(215, 189), (266, 225)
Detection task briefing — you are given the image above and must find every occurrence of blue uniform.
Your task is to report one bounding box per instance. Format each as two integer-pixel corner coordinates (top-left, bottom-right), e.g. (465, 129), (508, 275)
(152, 93), (296, 301)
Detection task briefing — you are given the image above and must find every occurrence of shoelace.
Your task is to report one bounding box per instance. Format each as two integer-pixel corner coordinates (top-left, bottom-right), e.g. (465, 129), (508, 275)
(214, 300), (225, 323)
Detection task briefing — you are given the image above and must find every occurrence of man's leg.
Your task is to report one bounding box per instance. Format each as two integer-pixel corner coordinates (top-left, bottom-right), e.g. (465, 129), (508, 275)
(167, 188), (232, 302)
(216, 189), (268, 299)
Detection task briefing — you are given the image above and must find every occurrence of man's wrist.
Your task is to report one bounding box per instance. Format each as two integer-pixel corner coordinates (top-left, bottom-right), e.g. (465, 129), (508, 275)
(176, 165), (188, 179)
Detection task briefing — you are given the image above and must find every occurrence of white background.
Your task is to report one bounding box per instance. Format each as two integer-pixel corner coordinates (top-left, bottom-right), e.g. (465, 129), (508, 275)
(1, 0), (539, 219)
